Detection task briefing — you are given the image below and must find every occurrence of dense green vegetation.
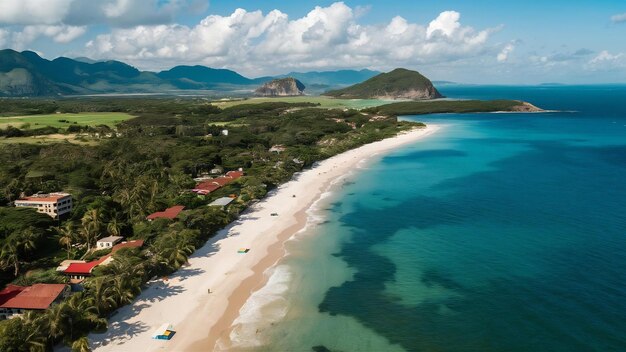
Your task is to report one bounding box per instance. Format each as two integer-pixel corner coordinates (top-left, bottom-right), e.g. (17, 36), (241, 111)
(210, 96), (390, 110)
(324, 68), (442, 99)
(364, 99), (529, 116)
(0, 97), (421, 351)
(0, 113), (133, 130)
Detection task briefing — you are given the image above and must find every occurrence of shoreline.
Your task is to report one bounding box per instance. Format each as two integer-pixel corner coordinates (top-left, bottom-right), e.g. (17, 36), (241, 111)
(90, 124), (440, 352)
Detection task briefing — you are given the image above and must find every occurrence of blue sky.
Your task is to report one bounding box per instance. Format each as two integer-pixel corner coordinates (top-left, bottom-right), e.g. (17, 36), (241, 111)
(0, 0), (625, 83)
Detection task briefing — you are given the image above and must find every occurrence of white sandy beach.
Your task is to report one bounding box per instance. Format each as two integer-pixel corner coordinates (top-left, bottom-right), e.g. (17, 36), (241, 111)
(90, 124), (440, 352)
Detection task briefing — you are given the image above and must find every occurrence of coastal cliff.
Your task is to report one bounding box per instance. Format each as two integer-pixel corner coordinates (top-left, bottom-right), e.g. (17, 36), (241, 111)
(254, 77), (305, 97)
(324, 68), (443, 100)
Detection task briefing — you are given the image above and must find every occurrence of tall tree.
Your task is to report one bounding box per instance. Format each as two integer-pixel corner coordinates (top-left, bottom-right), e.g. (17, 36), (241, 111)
(85, 277), (116, 317)
(0, 227), (40, 276)
(81, 209), (103, 251)
(0, 241), (21, 276)
(57, 221), (76, 259)
(106, 214), (123, 237)
(71, 336), (91, 352)
(44, 302), (70, 340)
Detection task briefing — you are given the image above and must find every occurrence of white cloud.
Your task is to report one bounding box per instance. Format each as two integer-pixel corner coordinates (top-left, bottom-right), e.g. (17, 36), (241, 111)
(497, 43), (515, 62)
(426, 11), (461, 39)
(611, 13), (626, 23)
(0, 0), (207, 27)
(589, 50), (624, 65)
(5, 25), (87, 50)
(83, 2), (500, 75)
(0, 0), (75, 25)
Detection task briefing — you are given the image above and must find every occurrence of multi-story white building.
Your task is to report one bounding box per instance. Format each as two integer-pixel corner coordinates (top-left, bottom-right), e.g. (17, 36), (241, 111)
(14, 192), (72, 218)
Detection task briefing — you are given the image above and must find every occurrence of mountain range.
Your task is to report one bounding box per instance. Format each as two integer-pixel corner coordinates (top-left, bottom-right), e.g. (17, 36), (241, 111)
(0, 49), (380, 97)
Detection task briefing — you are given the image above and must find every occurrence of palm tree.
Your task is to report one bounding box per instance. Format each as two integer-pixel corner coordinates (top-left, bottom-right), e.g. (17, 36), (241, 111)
(44, 302), (70, 340)
(81, 209), (103, 251)
(18, 226), (38, 253)
(57, 222), (76, 259)
(0, 227), (39, 276)
(66, 293), (106, 331)
(20, 310), (48, 351)
(111, 276), (136, 306)
(145, 179), (160, 214)
(158, 233), (195, 269)
(85, 277), (116, 316)
(0, 241), (20, 276)
(71, 336), (91, 352)
(106, 215), (123, 237)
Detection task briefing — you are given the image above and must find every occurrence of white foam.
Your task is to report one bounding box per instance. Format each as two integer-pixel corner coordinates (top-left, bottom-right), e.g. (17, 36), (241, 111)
(228, 265), (293, 348)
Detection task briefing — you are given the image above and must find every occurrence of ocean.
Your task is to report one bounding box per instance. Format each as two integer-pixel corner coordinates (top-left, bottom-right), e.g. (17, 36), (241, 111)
(229, 85), (626, 352)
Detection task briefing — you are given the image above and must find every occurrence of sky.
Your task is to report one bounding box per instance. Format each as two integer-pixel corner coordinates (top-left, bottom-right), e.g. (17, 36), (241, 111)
(0, 0), (625, 84)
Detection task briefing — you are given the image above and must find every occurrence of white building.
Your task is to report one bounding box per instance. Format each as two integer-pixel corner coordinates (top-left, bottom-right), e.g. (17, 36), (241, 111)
(96, 236), (123, 249)
(14, 192), (72, 218)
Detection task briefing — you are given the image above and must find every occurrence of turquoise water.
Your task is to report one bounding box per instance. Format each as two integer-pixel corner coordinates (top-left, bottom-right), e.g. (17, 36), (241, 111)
(245, 86), (626, 352)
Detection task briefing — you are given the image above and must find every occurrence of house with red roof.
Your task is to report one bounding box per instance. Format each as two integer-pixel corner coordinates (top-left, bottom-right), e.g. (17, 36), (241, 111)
(62, 240), (144, 282)
(191, 170), (244, 195)
(0, 284), (69, 320)
(146, 205), (185, 221)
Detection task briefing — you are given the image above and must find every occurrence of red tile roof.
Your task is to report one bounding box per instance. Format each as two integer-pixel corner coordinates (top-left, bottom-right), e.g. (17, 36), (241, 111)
(146, 205), (185, 220)
(111, 239), (144, 253)
(0, 284), (66, 310)
(212, 178), (231, 187)
(192, 171), (243, 194)
(226, 170), (244, 178)
(63, 240), (145, 275)
(0, 285), (26, 306)
(16, 193), (71, 203)
(63, 256), (107, 275)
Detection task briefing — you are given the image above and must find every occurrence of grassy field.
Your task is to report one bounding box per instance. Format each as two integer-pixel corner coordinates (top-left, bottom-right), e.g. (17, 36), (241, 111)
(0, 112), (134, 130)
(210, 96), (393, 110)
(0, 134), (99, 145)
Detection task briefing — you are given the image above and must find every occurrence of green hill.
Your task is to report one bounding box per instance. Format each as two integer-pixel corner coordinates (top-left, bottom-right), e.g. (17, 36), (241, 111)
(157, 65), (255, 89)
(324, 68), (443, 100)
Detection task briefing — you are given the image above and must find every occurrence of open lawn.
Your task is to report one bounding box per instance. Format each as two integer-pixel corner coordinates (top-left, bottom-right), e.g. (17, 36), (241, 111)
(0, 134), (99, 145)
(210, 96), (393, 110)
(0, 112), (134, 130)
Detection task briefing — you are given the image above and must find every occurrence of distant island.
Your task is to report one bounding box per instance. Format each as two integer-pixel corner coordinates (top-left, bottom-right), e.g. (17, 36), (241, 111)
(324, 68), (443, 100)
(255, 78), (305, 97)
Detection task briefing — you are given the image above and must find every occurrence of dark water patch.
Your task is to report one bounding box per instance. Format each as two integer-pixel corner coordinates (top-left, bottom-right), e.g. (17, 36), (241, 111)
(319, 134), (626, 351)
(384, 149), (467, 162)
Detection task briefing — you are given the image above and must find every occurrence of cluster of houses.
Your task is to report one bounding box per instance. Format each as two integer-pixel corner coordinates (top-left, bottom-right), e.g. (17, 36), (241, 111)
(58, 237), (144, 283)
(0, 236), (144, 320)
(2, 168), (245, 320)
(192, 170), (244, 195)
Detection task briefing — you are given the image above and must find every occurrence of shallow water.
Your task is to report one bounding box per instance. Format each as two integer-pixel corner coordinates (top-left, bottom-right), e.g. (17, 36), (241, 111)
(235, 85), (626, 352)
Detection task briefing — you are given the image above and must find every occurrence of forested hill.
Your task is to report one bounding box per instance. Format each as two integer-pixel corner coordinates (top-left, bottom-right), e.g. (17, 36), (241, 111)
(324, 68), (443, 100)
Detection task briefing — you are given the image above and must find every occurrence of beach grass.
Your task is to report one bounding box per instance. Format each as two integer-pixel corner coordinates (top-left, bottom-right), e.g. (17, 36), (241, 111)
(210, 96), (392, 110)
(0, 112), (134, 130)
